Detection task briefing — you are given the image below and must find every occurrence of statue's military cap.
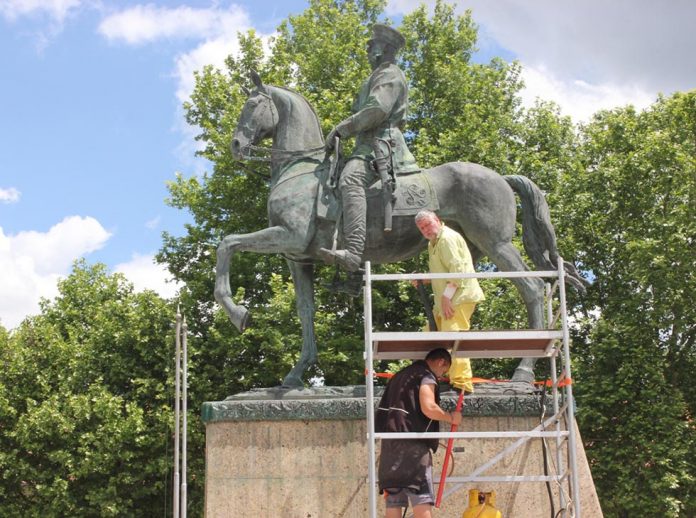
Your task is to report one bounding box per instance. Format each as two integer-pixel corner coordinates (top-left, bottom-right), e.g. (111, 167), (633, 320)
(369, 23), (405, 51)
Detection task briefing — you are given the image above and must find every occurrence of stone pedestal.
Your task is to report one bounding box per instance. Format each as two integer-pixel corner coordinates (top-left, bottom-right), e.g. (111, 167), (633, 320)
(201, 386), (603, 518)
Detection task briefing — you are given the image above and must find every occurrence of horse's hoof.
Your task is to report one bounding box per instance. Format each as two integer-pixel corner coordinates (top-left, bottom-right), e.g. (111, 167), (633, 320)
(239, 310), (251, 332)
(230, 308), (251, 332)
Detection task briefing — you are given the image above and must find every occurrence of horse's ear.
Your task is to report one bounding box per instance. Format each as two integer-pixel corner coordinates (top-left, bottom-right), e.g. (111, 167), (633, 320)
(250, 70), (263, 89)
(240, 84), (250, 96)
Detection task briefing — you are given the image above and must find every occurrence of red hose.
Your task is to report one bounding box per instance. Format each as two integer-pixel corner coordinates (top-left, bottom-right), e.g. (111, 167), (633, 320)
(435, 389), (465, 508)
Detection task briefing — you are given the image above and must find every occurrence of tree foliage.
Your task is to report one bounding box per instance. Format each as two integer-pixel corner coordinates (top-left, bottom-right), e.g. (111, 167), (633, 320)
(0, 261), (173, 516)
(558, 92), (696, 516)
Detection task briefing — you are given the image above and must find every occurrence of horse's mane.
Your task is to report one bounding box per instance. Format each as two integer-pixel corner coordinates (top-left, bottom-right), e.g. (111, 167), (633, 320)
(269, 85), (324, 141)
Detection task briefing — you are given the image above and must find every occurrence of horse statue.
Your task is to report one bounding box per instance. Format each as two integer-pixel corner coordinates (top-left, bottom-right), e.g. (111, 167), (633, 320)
(215, 72), (586, 388)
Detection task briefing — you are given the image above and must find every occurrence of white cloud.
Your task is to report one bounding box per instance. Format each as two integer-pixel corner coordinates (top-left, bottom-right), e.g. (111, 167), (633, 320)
(0, 187), (20, 203)
(97, 3), (264, 171)
(520, 65), (655, 123)
(460, 0), (696, 95)
(0, 0), (84, 22)
(115, 253), (181, 299)
(386, 0), (696, 121)
(145, 215), (161, 230)
(170, 34), (245, 175)
(173, 34), (243, 103)
(0, 216), (111, 330)
(10, 215), (110, 274)
(98, 4), (250, 45)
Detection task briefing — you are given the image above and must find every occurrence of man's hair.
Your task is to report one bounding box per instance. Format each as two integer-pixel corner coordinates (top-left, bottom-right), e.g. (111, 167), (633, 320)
(415, 209), (438, 224)
(425, 347), (451, 364)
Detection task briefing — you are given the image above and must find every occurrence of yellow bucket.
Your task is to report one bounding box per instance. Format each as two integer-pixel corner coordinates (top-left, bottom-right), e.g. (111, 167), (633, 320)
(462, 489), (502, 518)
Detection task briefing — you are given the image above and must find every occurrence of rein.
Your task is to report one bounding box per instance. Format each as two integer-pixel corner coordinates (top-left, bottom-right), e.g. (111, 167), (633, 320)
(270, 158), (326, 193)
(239, 143), (326, 162)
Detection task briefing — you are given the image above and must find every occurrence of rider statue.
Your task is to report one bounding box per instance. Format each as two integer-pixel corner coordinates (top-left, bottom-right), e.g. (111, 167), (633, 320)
(319, 24), (420, 273)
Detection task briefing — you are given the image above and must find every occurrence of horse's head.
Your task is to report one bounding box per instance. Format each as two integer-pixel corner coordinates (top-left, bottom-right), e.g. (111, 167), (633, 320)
(231, 71), (278, 160)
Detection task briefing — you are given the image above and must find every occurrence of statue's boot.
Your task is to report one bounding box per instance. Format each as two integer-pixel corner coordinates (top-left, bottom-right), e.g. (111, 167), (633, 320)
(319, 185), (364, 272)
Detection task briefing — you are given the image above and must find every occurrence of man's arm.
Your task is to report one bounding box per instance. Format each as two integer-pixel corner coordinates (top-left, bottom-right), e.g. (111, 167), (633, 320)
(419, 383), (462, 426)
(325, 69), (397, 151)
(335, 67), (400, 137)
(439, 232), (475, 319)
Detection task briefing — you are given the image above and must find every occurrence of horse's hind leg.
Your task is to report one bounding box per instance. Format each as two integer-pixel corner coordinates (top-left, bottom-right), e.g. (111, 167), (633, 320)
(486, 241), (545, 383)
(283, 260), (317, 388)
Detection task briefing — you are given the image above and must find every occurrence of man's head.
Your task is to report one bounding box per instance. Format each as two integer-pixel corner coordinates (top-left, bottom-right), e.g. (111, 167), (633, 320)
(415, 210), (442, 241)
(367, 24), (405, 69)
(425, 348), (452, 377)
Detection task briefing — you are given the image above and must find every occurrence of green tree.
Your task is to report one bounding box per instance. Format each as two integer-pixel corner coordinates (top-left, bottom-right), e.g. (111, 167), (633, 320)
(0, 261), (174, 517)
(560, 91), (696, 516)
(400, 1), (523, 171)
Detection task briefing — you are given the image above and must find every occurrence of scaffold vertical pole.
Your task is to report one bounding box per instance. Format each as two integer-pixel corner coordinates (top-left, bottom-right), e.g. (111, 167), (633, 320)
(547, 283), (567, 512)
(558, 259), (581, 517)
(364, 262), (378, 518)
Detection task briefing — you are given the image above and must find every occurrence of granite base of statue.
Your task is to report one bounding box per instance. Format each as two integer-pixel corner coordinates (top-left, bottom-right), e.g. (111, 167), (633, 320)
(201, 384), (603, 518)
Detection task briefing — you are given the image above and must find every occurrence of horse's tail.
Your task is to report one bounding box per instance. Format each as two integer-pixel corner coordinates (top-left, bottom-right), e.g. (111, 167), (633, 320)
(504, 175), (588, 293)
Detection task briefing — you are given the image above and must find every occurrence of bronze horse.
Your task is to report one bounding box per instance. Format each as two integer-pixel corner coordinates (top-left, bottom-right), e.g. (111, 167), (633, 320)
(216, 72), (585, 388)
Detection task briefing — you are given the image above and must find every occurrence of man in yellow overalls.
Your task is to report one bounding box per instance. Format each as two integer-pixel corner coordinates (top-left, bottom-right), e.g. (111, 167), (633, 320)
(415, 210), (485, 393)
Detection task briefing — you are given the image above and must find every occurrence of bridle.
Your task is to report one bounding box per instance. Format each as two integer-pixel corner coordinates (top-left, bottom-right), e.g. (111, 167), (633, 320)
(237, 91), (325, 162)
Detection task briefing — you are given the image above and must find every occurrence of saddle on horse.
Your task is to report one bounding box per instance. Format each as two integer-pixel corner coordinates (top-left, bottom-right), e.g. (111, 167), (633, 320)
(317, 154), (440, 227)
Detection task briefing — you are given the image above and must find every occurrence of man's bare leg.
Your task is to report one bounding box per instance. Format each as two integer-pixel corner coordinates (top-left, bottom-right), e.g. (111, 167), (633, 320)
(412, 504), (433, 518)
(386, 508), (404, 518)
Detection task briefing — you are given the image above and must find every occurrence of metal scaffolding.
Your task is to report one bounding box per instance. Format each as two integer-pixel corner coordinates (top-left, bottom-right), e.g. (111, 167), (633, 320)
(363, 260), (581, 517)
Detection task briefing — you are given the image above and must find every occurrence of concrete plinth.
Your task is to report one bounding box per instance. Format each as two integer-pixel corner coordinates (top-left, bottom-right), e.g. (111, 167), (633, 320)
(201, 386), (602, 518)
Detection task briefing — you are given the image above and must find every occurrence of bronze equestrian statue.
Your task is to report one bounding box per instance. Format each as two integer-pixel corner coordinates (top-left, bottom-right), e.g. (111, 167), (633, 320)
(216, 25), (586, 388)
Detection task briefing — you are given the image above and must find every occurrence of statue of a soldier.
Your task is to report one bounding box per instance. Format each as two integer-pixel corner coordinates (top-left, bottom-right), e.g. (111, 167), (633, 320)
(319, 24), (420, 272)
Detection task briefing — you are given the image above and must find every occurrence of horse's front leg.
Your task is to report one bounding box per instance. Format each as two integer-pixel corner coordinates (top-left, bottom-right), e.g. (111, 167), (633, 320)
(214, 225), (303, 331)
(283, 260), (317, 388)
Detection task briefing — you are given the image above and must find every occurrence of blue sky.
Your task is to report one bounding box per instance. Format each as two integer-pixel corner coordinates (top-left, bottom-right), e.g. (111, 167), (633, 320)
(1, 0), (694, 329)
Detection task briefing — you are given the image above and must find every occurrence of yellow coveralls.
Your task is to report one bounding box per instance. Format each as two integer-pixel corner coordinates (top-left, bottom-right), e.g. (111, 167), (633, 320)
(427, 224), (485, 393)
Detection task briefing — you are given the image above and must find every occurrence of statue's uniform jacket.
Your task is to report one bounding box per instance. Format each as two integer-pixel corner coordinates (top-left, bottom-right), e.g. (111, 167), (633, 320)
(336, 61), (420, 179)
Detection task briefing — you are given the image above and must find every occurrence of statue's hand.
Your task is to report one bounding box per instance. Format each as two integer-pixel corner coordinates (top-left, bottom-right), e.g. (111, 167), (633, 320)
(325, 127), (339, 152)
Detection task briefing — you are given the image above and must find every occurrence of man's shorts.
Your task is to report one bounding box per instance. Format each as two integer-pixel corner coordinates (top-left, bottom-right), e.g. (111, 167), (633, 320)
(384, 462), (434, 508)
